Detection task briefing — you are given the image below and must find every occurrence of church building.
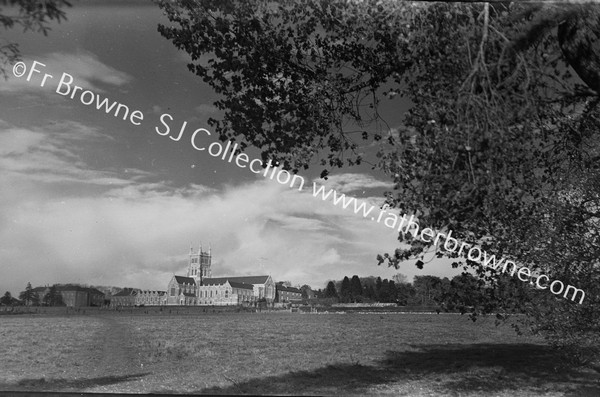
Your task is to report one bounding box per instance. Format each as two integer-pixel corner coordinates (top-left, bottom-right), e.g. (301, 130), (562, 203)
(166, 245), (276, 306)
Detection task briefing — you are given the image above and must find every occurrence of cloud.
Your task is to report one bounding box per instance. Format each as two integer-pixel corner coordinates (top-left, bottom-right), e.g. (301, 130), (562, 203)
(0, 165), (405, 294)
(317, 173), (393, 194)
(0, 121), (130, 187)
(0, 51), (132, 94)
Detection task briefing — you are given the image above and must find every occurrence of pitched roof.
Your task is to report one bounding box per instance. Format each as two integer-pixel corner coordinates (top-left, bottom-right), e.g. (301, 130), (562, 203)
(203, 275), (270, 285)
(139, 290), (166, 295)
(113, 288), (139, 297)
(174, 275), (196, 285)
(277, 285), (301, 293)
(85, 288), (105, 295)
(229, 281), (254, 290)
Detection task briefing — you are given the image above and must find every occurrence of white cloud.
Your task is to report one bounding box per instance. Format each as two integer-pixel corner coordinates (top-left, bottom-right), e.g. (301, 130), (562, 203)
(0, 121), (128, 186)
(0, 51), (132, 94)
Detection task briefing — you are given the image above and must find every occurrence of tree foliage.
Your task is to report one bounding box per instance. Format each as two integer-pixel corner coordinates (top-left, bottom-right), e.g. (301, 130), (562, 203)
(0, 291), (13, 305)
(156, 0), (600, 362)
(42, 285), (64, 306)
(18, 282), (39, 306)
(349, 275), (363, 302)
(0, 0), (71, 77)
(324, 281), (338, 299)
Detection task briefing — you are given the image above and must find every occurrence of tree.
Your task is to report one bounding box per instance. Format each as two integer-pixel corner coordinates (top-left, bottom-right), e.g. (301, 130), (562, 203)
(396, 283), (415, 306)
(374, 277), (383, 301)
(1, 0), (72, 77)
(349, 275), (363, 303)
(413, 276), (444, 306)
(392, 273), (409, 285)
(0, 291), (12, 305)
(388, 280), (398, 303)
(42, 285), (64, 306)
(156, 0), (600, 362)
(324, 281), (338, 299)
(339, 276), (351, 303)
(379, 279), (391, 303)
(18, 282), (39, 306)
(299, 284), (312, 299)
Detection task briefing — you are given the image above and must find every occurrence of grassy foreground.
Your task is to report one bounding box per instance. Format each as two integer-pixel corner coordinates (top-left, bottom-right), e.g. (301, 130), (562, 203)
(0, 311), (598, 395)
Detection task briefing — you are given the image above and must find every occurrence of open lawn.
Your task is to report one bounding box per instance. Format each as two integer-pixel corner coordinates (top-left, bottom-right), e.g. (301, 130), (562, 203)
(0, 311), (598, 395)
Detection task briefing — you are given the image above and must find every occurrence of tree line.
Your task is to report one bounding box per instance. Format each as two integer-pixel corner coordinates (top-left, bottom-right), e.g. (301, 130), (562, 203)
(0, 283), (64, 307)
(318, 273), (528, 312)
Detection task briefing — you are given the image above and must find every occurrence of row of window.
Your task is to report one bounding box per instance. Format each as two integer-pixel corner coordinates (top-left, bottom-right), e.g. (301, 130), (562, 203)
(190, 257), (210, 264)
(189, 268), (209, 277)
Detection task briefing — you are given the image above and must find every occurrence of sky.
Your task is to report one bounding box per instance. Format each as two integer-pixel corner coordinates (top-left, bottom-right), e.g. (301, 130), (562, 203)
(0, 0), (461, 294)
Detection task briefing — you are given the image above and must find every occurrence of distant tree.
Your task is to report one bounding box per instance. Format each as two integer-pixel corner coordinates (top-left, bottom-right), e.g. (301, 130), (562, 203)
(277, 281), (292, 288)
(42, 285), (64, 306)
(299, 284), (312, 299)
(324, 281), (338, 299)
(379, 279), (391, 303)
(413, 276), (443, 306)
(396, 283), (416, 306)
(340, 276), (351, 303)
(392, 273), (409, 285)
(363, 284), (375, 301)
(388, 280), (398, 303)
(375, 277), (383, 301)
(0, 291), (12, 305)
(0, 0), (72, 77)
(18, 282), (39, 306)
(349, 275), (363, 303)
(441, 274), (483, 314)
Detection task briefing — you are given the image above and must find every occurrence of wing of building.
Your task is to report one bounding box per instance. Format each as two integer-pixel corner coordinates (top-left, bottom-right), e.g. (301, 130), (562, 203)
(276, 285), (302, 303)
(32, 285), (106, 307)
(111, 287), (139, 307)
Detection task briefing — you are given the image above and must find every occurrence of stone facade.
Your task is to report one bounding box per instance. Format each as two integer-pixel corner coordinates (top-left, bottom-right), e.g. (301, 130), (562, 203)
(276, 285), (302, 303)
(166, 275), (197, 305)
(198, 279), (254, 306)
(32, 285), (106, 307)
(200, 276), (276, 304)
(135, 290), (166, 306)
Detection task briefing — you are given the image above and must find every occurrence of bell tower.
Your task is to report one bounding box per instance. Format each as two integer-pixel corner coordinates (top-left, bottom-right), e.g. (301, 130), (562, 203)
(187, 243), (212, 284)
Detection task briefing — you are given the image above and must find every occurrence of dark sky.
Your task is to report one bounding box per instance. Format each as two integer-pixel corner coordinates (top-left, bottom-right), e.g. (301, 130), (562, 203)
(0, 0), (460, 294)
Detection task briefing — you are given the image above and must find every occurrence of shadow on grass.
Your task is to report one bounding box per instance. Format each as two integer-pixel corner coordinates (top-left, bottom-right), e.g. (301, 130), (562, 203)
(197, 344), (600, 396)
(0, 373), (151, 391)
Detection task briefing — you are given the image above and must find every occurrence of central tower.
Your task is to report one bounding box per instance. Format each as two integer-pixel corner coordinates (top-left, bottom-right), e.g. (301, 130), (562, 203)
(187, 243), (212, 285)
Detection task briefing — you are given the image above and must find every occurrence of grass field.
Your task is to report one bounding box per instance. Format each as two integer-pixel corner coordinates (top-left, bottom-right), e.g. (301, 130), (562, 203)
(0, 310), (598, 395)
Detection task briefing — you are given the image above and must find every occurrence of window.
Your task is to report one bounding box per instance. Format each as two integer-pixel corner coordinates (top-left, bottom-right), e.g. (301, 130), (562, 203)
(170, 288), (175, 296)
